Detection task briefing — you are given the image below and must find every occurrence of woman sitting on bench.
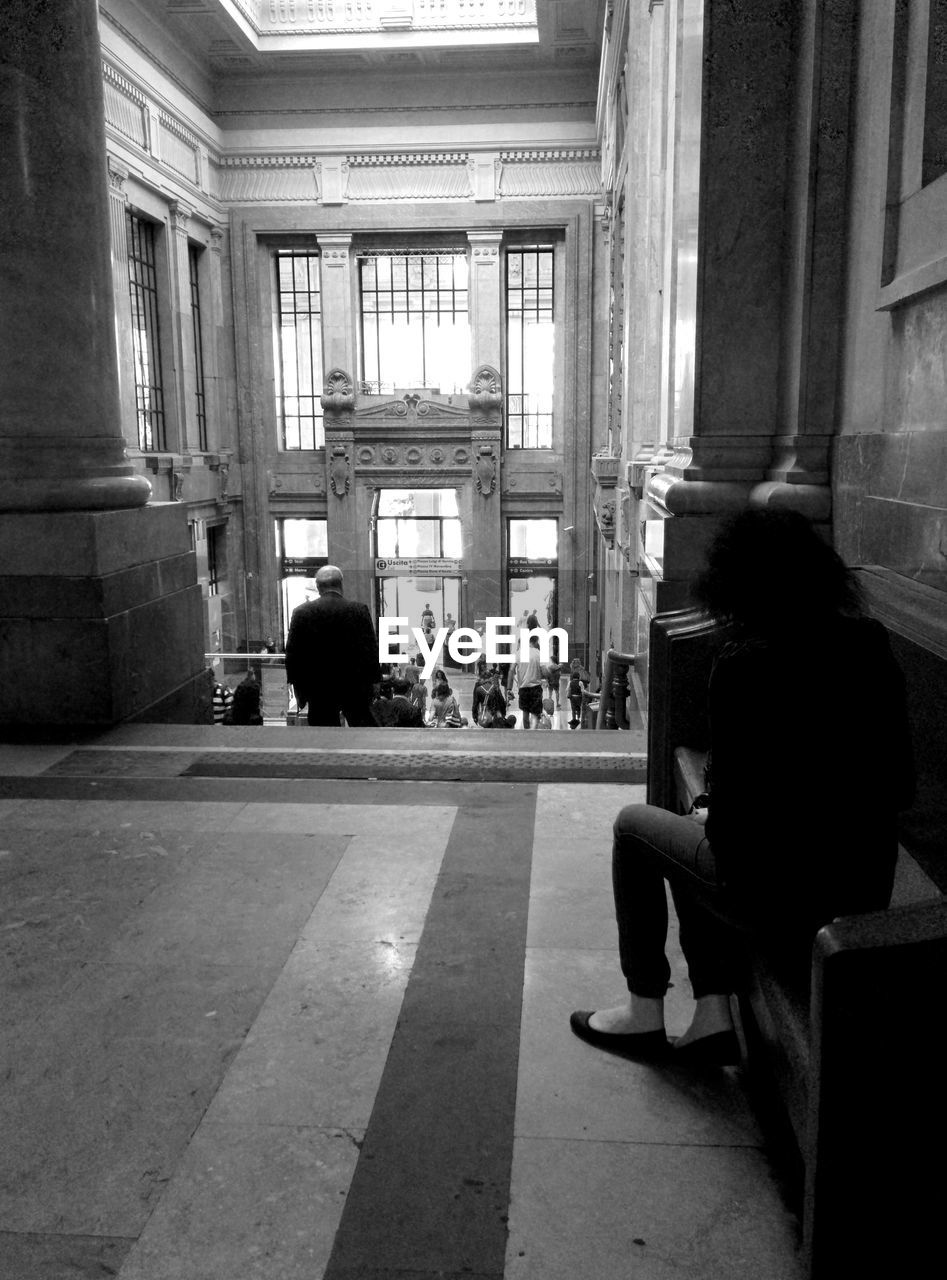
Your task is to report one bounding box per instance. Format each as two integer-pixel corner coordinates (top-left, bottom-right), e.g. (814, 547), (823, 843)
(571, 507), (915, 1064)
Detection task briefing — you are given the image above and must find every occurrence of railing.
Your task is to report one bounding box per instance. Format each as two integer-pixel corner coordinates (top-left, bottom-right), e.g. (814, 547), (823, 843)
(595, 649), (637, 730)
(207, 652), (294, 723)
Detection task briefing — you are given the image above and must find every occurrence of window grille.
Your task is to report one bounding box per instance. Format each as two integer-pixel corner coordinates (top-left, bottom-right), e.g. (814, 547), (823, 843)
(358, 251), (469, 396)
(506, 244), (554, 449)
(275, 252), (324, 450)
(126, 212), (166, 451)
(189, 245), (208, 451)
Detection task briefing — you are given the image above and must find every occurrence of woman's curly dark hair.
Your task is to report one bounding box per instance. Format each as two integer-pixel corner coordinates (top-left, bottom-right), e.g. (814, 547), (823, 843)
(693, 507), (862, 634)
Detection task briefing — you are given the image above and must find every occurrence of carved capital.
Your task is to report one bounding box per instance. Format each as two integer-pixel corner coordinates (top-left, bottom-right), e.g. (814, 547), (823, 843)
(107, 157), (129, 198)
(321, 368), (356, 413)
(468, 365), (503, 416)
(168, 201), (192, 236)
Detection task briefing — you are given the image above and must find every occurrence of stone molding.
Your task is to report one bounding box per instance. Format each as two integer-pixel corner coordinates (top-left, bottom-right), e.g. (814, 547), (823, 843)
(103, 63), (148, 148)
(210, 148), (601, 204)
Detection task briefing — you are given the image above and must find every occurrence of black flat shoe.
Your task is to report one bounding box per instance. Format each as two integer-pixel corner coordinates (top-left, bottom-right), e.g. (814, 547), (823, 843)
(672, 1029), (741, 1066)
(569, 1011), (671, 1061)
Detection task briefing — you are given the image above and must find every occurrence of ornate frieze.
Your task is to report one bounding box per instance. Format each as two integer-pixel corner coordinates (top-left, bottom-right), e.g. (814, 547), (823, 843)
(158, 114), (200, 184)
(102, 64), (148, 148)
(214, 155), (321, 203)
(498, 161), (602, 198)
(345, 159), (472, 203)
(207, 147), (600, 205)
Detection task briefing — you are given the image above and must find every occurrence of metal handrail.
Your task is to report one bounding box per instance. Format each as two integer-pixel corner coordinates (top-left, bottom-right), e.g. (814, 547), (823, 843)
(596, 649), (637, 730)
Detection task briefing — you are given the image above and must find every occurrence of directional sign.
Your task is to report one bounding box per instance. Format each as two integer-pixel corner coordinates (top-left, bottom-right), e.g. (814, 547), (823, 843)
(374, 557), (463, 576)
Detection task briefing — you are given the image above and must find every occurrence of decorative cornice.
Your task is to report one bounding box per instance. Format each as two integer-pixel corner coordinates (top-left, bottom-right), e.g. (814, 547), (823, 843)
(217, 153), (321, 167)
(158, 111), (200, 149)
(499, 147), (600, 162)
(499, 162), (601, 198)
(347, 152), (470, 167)
(99, 8), (215, 118)
(102, 61), (145, 105)
(211, 101), (597, 118)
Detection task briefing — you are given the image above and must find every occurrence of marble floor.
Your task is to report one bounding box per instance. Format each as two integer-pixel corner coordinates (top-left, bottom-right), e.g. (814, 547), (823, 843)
(0, 732), (813, 1279)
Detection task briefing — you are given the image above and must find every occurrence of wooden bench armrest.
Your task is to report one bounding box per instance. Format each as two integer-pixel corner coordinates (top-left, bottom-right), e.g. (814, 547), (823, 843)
(672, 746), (709, 813)
(814, 896), (947, 959)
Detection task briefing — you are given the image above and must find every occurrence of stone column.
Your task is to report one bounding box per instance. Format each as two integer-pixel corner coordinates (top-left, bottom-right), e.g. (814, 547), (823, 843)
(0, 0), (209, 726)
(0, 0), (151, 511)
(642, 0), (814, 610)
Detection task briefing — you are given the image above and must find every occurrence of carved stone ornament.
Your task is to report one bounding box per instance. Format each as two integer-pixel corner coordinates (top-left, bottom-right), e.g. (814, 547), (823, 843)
(382, 446), (399, 465)
(218, 461), (230, 502)
(468, 365), (503, 415)
(172, 469), (185, 502)
(357, 446), (376, 465)
(329, 444), (350, 497)
(475, 444), (497, 497)
(453, 447), (470, 465)
(321, 368), (355, 413)
(429, 447), (445, 465)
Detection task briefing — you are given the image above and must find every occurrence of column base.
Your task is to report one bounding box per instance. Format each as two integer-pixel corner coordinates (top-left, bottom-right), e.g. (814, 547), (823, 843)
(0, 504), (211, 727)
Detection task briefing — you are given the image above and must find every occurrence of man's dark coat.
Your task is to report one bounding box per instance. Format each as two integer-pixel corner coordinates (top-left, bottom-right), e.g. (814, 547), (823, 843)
(285, 591), (380, 726)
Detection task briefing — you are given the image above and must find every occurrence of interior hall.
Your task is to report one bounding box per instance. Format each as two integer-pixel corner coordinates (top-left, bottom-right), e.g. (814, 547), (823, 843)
(1, 3), (945, 1279)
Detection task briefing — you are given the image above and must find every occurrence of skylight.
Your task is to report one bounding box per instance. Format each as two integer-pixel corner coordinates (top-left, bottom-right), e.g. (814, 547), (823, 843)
(218, 0), (539, 53)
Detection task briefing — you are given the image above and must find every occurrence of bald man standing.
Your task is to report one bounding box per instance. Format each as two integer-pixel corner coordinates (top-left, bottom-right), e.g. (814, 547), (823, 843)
(285, 565), (381, 727)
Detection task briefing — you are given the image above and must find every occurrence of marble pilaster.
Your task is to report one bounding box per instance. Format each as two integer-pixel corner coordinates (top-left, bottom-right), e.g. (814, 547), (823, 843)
(466, 369), (503, 628)
(168, 202), (198, 454)
(0, 0), (151, 512)
(467, 231), (504, 377)
(316, 234), (355, 375)
(106, 157), (140, 444)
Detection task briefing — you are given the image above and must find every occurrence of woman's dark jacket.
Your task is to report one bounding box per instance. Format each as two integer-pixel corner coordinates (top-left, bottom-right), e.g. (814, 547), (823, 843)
(704, 615), (914, 932)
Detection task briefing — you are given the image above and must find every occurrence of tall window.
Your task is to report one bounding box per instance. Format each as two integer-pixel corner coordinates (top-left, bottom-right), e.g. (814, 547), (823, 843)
(507, 517), (558, 631)
(924, 0), (947, 186)
(275, 517), (329, 641)
(207, 522), (227, 597)
(126, 212), (166, 451)
(189, 245), (208, 451)
(375, 489), (462, 559)
(275, 252), (324, 450)
(359, 251), (469, 395)
(506, 244), (554, 449)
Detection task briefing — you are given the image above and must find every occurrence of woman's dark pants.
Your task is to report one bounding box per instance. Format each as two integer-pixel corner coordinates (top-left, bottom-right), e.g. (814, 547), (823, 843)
(612, 804), (748, 999)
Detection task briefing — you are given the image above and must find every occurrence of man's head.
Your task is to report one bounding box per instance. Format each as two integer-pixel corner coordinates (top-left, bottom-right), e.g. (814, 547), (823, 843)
(315, 565), (344, 596)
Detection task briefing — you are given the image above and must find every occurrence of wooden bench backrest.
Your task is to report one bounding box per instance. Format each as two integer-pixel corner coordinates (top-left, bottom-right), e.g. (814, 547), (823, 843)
(646, 608), (719, 812)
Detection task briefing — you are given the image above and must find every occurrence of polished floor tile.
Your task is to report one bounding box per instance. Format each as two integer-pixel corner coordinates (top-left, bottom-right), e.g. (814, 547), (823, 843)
(505, 1137), (802, 1280)
(0, 764), (811, 1280)
(516, 947), (762, 1147)
(116, 1121), (360, 1280)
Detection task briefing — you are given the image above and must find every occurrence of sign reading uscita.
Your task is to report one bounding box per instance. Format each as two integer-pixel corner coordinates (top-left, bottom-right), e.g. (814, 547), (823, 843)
(374, 557), (463, 576)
